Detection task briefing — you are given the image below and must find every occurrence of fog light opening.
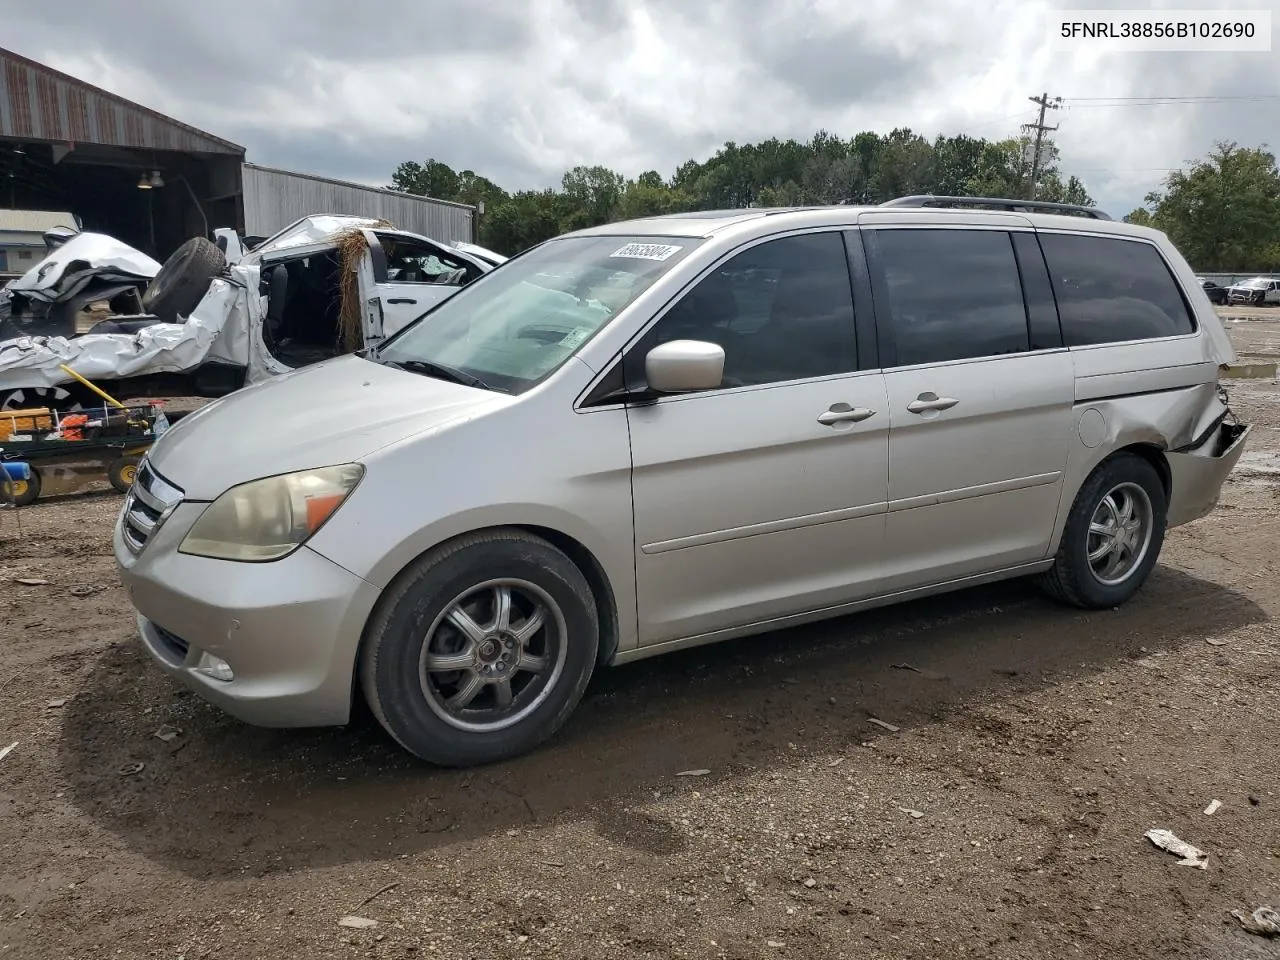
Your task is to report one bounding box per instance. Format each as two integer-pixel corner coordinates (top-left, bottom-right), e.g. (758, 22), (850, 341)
(194, 652), (235, 682)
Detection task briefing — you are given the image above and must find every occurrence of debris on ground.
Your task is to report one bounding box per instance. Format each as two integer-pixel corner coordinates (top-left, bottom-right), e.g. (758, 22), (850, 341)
(15, 578), (48, 586)
(676, 769), (711, 777)
(46, 698), (67, 709)
(68, 585), (95, 598)
(867, 718), (901, 733)
(0, 741), (16, 762)
(891, 663), (949, 681)
(1203, 799), (1222, 816)
(1144, 828), (1209, 869)
(338, 916), (378, 929)
(153, 725), (181, 743)
(358, 882), (400, 907)
(117, 762), (145, 776)
(1230, 906), (1280, 938)
(898, 807), (925, 819)
(1249, 795), (1262, 806)
(1206, 638), (1228, 646)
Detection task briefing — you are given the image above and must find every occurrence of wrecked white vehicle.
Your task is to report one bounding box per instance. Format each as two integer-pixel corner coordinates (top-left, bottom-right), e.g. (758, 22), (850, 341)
(0, 215), (497, 410)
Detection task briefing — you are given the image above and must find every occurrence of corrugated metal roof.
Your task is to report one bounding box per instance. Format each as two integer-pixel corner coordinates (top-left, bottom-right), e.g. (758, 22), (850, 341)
(0, 208), (77, 232)
(0, 46), (244, 155)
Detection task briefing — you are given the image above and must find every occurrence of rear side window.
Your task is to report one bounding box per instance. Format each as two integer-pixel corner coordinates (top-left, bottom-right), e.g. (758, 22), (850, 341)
(1038, 233), (1195, 346)
(870, 228), (1030, 367)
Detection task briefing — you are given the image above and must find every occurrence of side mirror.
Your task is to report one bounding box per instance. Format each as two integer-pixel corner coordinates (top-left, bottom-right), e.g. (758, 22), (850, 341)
(645, 340), (725, 393)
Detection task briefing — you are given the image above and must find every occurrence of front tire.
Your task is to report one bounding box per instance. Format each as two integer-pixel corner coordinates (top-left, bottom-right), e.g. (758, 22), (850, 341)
(359, 529), (599, 767)
(1037, 453), (1167, 609)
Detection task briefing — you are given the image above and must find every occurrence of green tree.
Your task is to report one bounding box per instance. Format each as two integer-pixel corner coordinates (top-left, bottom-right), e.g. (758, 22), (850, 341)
(1146, 141), (1280, 270)
(560, 165), (626, 228)
(1123, 207), (1155, 226)
(389, 158), (461, 200)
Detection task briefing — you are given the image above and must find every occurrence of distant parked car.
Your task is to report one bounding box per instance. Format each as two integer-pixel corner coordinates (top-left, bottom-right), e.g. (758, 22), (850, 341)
(1227, 276), (1280, 305)
(1197, 277), (1228, 304)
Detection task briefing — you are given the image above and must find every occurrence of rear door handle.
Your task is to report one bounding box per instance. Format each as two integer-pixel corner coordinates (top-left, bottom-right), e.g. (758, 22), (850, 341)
(817, 406), (876, 426)
(386, 298), (417, 305)
(907, 394), (959, 414)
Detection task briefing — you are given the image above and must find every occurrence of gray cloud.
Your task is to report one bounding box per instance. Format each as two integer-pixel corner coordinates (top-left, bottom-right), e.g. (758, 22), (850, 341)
(2, 0), (1276, 224)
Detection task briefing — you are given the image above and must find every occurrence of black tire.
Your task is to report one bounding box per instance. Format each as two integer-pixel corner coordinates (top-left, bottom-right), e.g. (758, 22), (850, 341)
(107, 456), (142, 494)
(359, 528), (599, 767)
(1037, 453), (1167, 609)
(0, 385), (82, 413)
(141, 237), (226, 320)
(3, 468), (41, 507)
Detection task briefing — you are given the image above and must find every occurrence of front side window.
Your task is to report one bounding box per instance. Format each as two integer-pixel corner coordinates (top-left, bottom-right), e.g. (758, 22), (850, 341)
(871, 228), (1030, 367)
(376, 235), (703, 393)
(635, 231), (858, 389)
(377, 234), (483, 286)
(1038, 233), (1195, 346)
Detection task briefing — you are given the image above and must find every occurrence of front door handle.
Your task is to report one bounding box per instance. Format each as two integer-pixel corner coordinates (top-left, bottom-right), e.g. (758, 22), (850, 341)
(386, 298), (418, 305)
(907, 393), (959, 414)
(817, 406), (876, 426)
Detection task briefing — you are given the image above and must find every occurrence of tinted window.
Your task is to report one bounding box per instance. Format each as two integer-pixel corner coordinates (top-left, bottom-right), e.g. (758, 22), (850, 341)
(1038, 233), (1195, 346)
(871, 229), (1029, 366)
(642, 231), (857, 388)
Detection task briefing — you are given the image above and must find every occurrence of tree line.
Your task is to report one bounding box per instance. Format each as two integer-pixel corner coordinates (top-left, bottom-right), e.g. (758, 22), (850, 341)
(390, 130), (1280, 272)
(389, 128), (1092, 255)
(1124, 141), (1280, 272)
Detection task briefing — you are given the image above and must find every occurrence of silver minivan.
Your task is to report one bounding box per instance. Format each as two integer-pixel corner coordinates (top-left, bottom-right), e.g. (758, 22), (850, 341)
(114, 196), (1250, 767)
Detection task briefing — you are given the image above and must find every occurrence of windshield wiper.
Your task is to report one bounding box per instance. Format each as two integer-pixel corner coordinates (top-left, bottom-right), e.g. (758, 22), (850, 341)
(382, 358), (493, 391)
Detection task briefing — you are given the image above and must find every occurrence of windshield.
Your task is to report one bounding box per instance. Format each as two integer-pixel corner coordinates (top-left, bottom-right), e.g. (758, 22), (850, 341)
(376, 235), (703, 393)
(1239, 278), (1271, 289)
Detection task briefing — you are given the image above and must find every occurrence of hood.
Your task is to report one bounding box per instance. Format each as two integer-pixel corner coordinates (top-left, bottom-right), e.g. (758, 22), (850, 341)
(5, 232), (160, 300)
(147, 354), (508, 500)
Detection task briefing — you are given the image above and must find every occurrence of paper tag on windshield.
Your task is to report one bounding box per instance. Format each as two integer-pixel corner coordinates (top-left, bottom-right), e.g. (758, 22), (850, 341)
(609, 242), (683, 262)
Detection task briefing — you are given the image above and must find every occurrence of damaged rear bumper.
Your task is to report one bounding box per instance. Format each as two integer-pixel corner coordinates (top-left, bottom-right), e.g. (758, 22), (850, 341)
(1167, 420), (1251, 528)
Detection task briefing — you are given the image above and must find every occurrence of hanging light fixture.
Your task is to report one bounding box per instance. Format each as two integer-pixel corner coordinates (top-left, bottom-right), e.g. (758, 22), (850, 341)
(148, 170), (165, 188)
(137, 171), (152, 190)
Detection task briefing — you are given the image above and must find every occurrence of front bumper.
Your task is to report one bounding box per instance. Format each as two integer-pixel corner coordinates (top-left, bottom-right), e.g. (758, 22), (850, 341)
(114, 501), (382, 727)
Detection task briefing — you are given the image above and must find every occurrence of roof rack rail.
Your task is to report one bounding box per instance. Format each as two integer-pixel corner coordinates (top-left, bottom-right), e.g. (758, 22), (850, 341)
(880, 195), (1112, 221)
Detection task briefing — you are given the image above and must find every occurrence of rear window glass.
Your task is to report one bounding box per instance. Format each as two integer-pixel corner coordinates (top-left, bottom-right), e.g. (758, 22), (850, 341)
(1038, 234), (1195, 346)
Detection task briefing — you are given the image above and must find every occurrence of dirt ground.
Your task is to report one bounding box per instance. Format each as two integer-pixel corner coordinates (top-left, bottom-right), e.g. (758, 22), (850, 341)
(2, 328), (1280, 960)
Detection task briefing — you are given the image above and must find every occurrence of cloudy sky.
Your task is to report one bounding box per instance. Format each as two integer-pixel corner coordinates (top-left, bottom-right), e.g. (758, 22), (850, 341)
(3, 0), (1277, 217)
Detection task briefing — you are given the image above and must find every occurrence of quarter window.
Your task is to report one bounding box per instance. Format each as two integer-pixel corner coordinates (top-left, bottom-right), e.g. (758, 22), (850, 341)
(1038, 233), (1195, 346)
(871, 229), (1030, 367)
(640, 231), (858, 388)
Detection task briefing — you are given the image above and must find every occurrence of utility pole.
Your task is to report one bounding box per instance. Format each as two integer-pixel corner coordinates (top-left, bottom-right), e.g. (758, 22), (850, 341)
(1023, 92), (1062, 200)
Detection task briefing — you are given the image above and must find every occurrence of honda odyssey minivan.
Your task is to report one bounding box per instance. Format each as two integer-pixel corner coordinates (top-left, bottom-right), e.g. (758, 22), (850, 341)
(115, 196), (1250, 767)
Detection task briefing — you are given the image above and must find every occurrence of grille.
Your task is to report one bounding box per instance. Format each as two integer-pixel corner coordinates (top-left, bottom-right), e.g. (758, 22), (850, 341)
(121, 460), (184, 554)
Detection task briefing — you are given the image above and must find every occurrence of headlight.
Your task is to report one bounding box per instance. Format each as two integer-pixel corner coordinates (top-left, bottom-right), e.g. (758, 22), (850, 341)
(179, 464), (364, 562)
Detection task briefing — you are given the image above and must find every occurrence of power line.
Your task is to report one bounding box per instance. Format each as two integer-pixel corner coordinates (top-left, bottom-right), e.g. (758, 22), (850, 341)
(1066, 95), (1280, 101)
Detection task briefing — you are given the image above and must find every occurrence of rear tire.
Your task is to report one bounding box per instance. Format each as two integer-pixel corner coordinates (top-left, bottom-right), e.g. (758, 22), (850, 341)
(359, 529), (599, 767)
(1037, 453), (1167, 609)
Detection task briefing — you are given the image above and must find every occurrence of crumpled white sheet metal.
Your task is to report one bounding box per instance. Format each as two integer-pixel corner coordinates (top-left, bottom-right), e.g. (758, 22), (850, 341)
(249, 215), (384, 259)
(0, 275), (244, 390)
(4, 232), (161, 299)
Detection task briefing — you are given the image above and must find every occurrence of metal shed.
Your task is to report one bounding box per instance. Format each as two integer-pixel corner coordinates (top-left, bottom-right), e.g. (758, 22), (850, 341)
(1, 45), (245, 259)
(242, 164), (475, 244)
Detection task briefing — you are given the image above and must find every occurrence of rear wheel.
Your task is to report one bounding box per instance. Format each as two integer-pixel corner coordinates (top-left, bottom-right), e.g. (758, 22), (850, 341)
(1037, 453), (1167, 609)
(359, 529), (599, 766)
